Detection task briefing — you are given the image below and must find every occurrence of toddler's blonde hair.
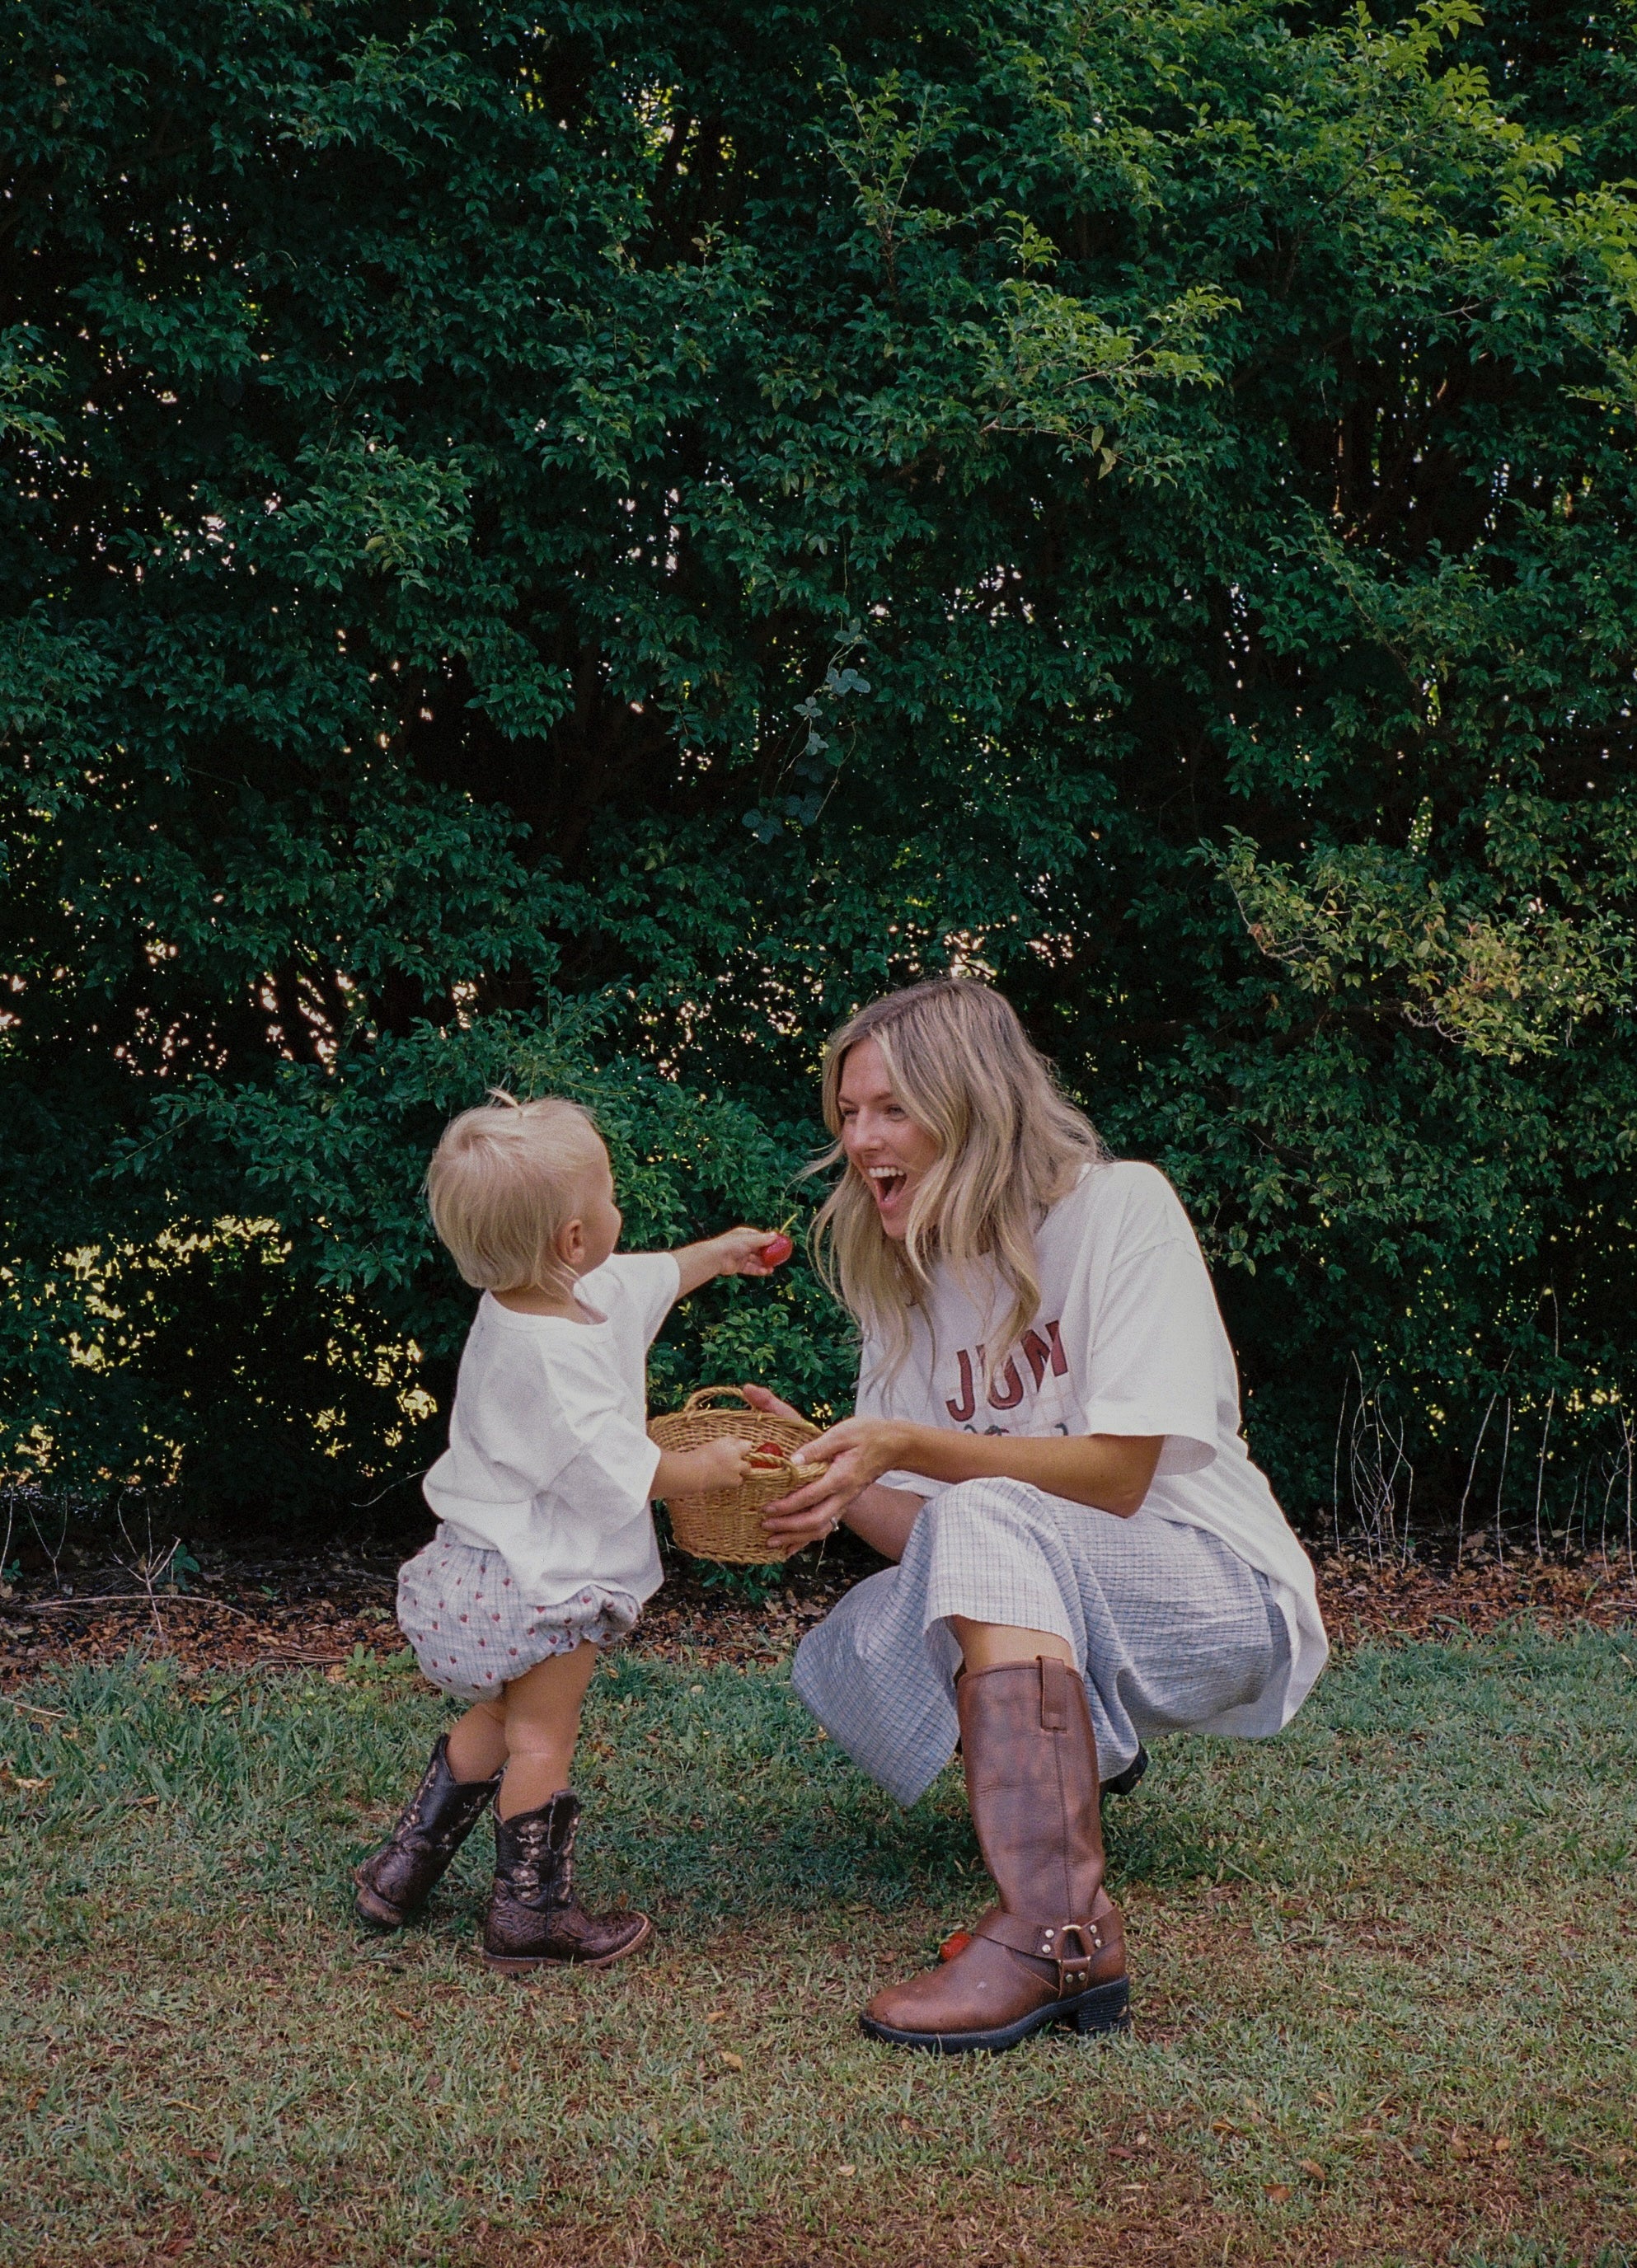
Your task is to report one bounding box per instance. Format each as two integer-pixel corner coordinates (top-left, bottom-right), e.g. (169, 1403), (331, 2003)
(426, 1093), (605, 1292)
(811, 980), (1105, 1382)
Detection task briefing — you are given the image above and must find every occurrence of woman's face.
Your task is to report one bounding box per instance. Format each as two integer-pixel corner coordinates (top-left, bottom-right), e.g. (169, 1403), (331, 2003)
(837, 1036), (940, 1241)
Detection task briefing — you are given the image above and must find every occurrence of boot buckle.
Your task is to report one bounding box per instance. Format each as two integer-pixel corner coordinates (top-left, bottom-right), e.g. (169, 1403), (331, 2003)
(1038, 1919), (1102, 1962)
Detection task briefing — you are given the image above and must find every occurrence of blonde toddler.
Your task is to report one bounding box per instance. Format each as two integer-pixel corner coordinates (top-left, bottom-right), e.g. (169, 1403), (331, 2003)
(353, 1094), (779, 1968)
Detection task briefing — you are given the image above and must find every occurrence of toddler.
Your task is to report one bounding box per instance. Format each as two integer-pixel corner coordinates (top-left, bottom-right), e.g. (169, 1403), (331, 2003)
(354, 1093), (780, 1969)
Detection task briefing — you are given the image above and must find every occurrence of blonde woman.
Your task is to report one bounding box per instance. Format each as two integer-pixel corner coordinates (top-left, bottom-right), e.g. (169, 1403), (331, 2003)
(745, 980), (1327, 2054)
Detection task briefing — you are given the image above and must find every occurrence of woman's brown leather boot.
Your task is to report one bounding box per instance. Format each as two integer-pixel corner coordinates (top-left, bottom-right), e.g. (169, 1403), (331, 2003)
(482, 1791), (652, 1972)
(353, 1734), (503, 1928)
(861, 1656), (1129, 2052)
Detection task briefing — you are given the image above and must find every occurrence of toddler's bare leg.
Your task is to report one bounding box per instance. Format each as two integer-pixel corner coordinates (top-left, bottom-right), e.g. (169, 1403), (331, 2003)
(481, 1641), (649, 1970)
(445, 1697), (508, 1783)
(495, 1642), (600, 1816)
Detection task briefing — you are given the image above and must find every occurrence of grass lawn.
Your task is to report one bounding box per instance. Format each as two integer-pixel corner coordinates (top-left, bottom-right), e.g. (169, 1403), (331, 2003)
(2, 1631), (1635, 2267)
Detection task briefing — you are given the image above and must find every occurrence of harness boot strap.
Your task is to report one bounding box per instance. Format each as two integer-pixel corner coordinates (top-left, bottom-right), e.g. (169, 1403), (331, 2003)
(973, 1893), (1127, 1992)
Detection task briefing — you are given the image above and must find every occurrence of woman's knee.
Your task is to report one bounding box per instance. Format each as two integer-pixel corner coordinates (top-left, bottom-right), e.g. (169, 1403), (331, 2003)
(919, 1475), (1047, 1542)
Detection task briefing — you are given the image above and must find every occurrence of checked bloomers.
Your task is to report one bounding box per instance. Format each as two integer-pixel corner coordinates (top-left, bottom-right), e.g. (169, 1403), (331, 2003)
(397, 1530), (640, 1702)
(791, 1478), (1291, 1805)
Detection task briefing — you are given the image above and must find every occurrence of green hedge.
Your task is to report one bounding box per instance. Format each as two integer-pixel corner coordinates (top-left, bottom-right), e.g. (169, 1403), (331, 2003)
(3, 0), (1635, 1543)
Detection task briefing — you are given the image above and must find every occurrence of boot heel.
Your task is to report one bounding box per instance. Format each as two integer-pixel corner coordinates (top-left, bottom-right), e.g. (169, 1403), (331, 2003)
(1065, 1980), (1130, 2036)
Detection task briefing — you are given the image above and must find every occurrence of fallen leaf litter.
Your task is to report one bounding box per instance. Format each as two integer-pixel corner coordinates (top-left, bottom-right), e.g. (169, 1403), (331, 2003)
(2, 1531), (1634, 1685)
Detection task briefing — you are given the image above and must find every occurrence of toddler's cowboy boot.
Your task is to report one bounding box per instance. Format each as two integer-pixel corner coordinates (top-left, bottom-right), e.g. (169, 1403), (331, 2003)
(482, 1790), (651, 1971)
(861, 1656), (1129, 2053)
(353, 1734), (503, 1928)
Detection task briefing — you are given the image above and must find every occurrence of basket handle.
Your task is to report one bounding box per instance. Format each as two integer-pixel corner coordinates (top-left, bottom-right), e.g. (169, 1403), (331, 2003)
(679, 1385), (753, 1413)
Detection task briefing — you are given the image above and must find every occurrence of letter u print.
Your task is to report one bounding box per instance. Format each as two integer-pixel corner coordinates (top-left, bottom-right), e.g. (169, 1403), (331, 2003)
(987, 1352), (1025, 1410)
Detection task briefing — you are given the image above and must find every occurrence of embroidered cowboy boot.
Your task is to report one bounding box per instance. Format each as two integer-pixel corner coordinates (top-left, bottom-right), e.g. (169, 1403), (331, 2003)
(482, 1790), (651, 1971)
(353, 1734), (503, 1928)
(861, 1656), (1129, 2053)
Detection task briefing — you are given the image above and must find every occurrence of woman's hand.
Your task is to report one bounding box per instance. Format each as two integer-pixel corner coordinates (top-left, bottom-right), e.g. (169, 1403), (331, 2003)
(760, 1417), (910, 1550)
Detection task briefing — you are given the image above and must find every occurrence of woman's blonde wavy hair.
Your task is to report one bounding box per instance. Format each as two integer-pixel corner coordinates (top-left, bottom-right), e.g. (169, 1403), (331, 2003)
(810, 980), (1106, 1384)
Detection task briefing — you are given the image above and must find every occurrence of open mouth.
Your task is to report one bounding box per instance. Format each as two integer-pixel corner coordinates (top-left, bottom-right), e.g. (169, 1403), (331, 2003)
(865, 1166), (908, 1207)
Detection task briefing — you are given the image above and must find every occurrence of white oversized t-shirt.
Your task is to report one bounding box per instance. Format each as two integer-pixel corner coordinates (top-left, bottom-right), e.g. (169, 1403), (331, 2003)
(858, 1161), (1328, 1734)
(421, 1251), (679, 1609)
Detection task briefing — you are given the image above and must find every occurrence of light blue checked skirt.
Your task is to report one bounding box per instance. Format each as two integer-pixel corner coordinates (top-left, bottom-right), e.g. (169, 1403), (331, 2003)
(791, 1478), (1290, 1805)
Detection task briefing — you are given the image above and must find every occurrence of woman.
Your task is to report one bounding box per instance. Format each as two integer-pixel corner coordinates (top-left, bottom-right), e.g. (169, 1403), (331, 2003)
(745, 979), (1327, 2055)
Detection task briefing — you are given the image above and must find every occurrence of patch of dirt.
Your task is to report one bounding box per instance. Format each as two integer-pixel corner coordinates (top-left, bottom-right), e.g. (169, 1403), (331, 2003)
(1313, 1546), (1637, 1647)
(0, 1530), (873, 1685)
(2, 1528), (1633, 1686)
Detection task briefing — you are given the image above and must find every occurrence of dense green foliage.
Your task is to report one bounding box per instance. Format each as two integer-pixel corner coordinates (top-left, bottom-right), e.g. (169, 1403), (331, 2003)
(3, 0), (1636, 1536)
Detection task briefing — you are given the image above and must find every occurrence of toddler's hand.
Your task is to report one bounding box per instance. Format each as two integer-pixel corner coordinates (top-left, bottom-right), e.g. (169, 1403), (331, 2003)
(698, 1435), (754, 1491)
(711, 1226), (791, 1277)
(659, 1435), (754, 1496)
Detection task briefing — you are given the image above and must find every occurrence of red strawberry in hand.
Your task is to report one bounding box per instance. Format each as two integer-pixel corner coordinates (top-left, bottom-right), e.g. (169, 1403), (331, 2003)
(760, 1231), (794, 1267)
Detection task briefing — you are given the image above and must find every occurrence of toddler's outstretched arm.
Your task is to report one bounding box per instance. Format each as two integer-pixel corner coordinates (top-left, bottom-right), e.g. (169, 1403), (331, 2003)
(673, 1225), (788, 1296)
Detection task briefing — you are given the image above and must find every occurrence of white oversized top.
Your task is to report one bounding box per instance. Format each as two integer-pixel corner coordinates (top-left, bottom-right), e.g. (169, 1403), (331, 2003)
(422, 1251), (679, 1609)
(858, 1160), (1328, 1734)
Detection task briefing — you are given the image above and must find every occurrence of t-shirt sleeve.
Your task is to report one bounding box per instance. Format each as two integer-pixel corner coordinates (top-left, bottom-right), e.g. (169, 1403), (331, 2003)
(587, 1252), (682, 1347)
(1065, 1192), (1226, 1476)
(556, 1398), (664, 1525)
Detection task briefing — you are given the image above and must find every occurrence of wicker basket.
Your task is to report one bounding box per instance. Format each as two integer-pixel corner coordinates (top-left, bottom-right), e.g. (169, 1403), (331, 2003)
(647, 1385), (823, 1564)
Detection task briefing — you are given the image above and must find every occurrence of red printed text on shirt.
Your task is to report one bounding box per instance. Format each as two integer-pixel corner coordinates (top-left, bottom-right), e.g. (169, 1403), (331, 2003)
(944, 1320), (1068, 1423)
